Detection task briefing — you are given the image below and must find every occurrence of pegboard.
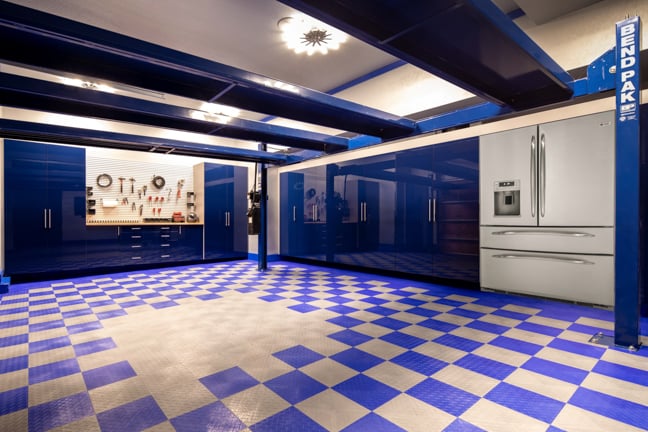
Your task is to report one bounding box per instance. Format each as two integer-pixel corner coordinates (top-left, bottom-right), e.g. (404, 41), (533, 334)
(86, 155), (196, 224)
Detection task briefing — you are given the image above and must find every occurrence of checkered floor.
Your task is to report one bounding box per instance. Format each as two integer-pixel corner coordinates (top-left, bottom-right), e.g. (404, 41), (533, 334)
(1, 260), (647, 431)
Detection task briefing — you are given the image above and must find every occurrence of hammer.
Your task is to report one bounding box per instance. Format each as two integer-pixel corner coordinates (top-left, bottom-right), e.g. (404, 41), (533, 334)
(118, 177), (126, 194)
(129, 177), (135, 194)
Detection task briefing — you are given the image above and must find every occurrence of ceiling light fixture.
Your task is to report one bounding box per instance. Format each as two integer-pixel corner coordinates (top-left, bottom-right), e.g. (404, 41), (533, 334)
(277, 15), (347, 56)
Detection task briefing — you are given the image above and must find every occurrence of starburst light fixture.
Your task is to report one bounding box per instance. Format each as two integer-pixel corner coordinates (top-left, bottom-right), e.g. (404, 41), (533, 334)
(277, 15), (348, 56)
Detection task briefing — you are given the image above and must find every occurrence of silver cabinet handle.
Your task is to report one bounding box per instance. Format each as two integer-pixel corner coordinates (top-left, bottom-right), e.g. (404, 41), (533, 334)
(432, 198), (436, 223)
(44, 209), (47, 229)
(161, 254), (171, 258)
(540, 133), (546, 218)
(492, 253), (594, 265)
(531, 135), (536, 218)
(292, 205), (296, 222)
(48, 209), (52, 229)
(492, 230), (595, 237)
(131, 245), (142, 249)
(428, 199), (432, 223)
(228, 211), (231, 227)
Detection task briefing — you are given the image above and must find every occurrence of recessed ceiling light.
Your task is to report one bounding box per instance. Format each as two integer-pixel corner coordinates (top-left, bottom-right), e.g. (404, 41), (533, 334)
(277, 14), (348, 56)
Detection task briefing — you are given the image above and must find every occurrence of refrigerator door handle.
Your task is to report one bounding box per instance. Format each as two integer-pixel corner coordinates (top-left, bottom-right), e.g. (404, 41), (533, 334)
(432, 198), (437, 223)
(531, 135), (536, 217)
(48, 209), (52, 229)
(428, 198), (432, 223)
(540, 133), (546, 218)
(43, 209), (48, 229)
(492, 253), (594, 265)
(491, 230), (595, 237)
(292, 205), (296, 222)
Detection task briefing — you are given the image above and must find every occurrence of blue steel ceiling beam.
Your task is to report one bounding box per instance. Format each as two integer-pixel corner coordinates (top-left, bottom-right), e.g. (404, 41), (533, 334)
(0, 73), (349, 153)
(278, 0), (574, 110)
(0, 1), (415, 140)
(0, 119), (294, 164)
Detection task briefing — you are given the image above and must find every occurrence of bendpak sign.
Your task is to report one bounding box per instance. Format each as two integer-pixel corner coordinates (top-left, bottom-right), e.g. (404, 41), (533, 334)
(616, 17), (640, 122)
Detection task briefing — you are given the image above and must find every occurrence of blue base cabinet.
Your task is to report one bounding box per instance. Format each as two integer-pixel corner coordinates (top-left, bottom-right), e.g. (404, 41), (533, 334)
(4, 140), (87, 276)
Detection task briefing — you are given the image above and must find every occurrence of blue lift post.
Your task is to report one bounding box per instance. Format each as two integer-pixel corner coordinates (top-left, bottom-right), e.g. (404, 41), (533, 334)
(614, 16), (642, 349)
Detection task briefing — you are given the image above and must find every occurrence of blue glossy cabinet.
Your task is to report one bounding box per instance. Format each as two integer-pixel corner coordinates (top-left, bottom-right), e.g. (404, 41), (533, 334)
(280, 138), (479, 284)
(4, 140), (87, 275)
(204, 163), (247, 260)
(395, 138), (479, 282)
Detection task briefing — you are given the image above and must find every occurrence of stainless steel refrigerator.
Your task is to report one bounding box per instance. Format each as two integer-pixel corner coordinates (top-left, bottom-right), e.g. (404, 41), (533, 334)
(479, 111), (615, 306)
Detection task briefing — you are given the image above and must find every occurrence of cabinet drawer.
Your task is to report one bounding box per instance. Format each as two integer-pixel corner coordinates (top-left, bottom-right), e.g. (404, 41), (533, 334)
(480, 248), (613, 306)
(480, 227), (614, 254)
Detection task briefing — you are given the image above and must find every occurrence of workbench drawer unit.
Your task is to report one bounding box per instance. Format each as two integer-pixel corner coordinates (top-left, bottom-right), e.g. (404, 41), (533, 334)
(120, 225), (200, 264)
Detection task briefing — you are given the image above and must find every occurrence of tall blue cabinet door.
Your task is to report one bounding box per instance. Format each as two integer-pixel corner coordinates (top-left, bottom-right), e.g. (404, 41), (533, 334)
(204, 163), (247, 260)
(45, 144), (87, 269)
(280, 172), (306, 257)
(334, 154), (396, 271)
(431, 138), (479, 283)
(395, 145), (436, 277)
(4, 140), (86, 275)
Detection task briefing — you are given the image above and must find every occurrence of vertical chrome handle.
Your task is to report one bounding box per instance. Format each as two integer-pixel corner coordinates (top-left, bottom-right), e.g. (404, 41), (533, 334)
(428, 199), (432, 222)
(48, 209), (52, 229)
(540, 134), (546, 218)
(432, 198), (437, 223)
(292, 205), (296, 222)
(530, 135), (536, 218)
(43, 209), (47, 229)
(362, 202), (367, 222)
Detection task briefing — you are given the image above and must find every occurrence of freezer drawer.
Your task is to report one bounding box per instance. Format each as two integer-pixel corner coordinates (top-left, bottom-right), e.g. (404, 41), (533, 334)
(480, 249), (613, 306)
(480, 226), (614, 254)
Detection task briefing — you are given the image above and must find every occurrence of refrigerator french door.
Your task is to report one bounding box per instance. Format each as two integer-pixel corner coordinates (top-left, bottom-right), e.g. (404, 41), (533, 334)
(479, 111), (615, 306)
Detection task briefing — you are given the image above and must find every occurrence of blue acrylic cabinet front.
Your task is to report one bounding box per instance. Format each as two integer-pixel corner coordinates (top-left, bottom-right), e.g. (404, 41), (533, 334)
(4, 140), (87, 276)
(204, 163), (247, 260)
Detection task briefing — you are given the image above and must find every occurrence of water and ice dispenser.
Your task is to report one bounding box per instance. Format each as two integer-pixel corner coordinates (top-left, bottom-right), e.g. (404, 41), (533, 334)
(493, 180), (520, 216)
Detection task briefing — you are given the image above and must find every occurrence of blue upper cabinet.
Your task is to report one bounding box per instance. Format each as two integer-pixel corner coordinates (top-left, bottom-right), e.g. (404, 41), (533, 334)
(204, 163), (248, 260)
(4, 140), (86, 277)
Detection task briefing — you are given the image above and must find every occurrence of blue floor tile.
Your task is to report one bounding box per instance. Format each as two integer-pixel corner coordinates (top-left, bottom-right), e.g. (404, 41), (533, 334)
(120, 300), (147, 308)
(0, 318), (29, 329)
(327, 315), (364, 328)
(522, 357), (588, 385)
(96, 309), (128, 320)
(548, 338), (605, 359)
(171, 401), (246, 432)
(273, 345), (325, 368)
(0, 306), (28, 316)
(444, 418), (487, 431)
(29, 307), (60, 317)
(454, 354), (515, 380)
(592, 360), (648, 386)
(83, 360), (137, 390)
(365, 305), (399, 316)
(492, 309), (531, 321)
(485, 382), (564, 423)
(417, 318), (459, 333)
(569, 387), (648, 430)
(88, 299), (116, 308)
(59, 298), (86, 307)
(333, 374), (399, 410)
(448, 308), (484, 320)
(150, 300), (179, 309)
(29, 358), (80, 385)
(197, 293), (222, 301)
(362, 296), (390, 305)
(200, 366), (259, 399)
(73, 337), (117, 356)
(97, 396), (166, 432)
(397, 298), (426, 307)
(330, 348), (384, 372)
(289, 303), (320, 313)
(391, 351), (448, 376)
(250, 407), (327, 432)
(407, 377), (479, 416)
(0, 334), (28, 348)
(328, 329), (373, 347)
(264, 370), (326, 404)
(489, 336), (543, 355)
(341, 413), (406, 432)
(0, 355), (28, 374)
(28, 392), (93, 432)
(67, 320), (103, 334)
(436, 298), (466, 307)
(29, 336), (71, 354)
(0, 386), (27, 415)
(380, 331), (426, 349)
(406, 306), (441, 318)
(372, 317), (410, 330)
(433, 334), (483, 352)
(567, 323), (608, 335)
(30, 319), (66, 333)
(516, 321), (563, 337)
